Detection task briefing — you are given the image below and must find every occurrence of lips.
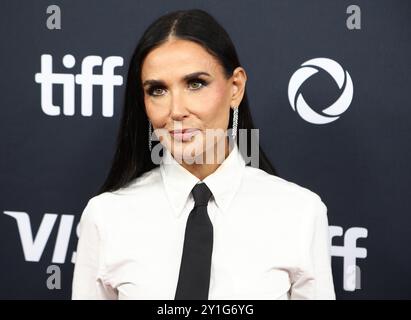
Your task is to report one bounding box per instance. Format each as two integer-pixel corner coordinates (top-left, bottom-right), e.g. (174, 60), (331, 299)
(169, 128), (200, 142)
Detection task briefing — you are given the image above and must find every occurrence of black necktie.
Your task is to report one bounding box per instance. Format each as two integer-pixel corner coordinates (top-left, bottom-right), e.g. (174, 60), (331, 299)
(174, 182), (214, 300)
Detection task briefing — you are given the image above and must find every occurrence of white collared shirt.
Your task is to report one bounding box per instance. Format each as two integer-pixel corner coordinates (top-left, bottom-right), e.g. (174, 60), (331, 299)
(72, 143), (336, 300)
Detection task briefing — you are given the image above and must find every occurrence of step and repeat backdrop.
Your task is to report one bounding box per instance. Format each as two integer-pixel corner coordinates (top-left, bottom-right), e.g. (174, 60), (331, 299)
(1, 0), (410, 299)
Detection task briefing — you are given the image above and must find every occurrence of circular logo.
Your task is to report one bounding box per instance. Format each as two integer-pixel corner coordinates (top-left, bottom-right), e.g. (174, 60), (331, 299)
(288, 58), (354, 124)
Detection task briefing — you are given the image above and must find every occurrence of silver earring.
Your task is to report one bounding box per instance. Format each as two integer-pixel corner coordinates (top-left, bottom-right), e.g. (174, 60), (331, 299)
(148, 121), (152, 152)
(232, 107), (239, 141)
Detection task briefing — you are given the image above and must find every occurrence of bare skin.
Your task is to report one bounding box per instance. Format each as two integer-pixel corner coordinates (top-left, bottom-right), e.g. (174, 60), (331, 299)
(141, 37), (247, 180)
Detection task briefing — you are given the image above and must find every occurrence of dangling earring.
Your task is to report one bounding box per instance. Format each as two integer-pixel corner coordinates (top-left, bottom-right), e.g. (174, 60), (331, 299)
(231, 106), (239, 141)
(148, 120), (152, 152)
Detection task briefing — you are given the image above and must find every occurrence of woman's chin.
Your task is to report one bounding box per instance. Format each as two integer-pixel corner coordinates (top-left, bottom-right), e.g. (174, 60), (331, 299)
(168, 139), (205, 163)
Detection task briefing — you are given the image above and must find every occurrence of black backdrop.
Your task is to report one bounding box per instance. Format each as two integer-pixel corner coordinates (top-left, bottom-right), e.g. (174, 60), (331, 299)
(1, 0), (410, 299)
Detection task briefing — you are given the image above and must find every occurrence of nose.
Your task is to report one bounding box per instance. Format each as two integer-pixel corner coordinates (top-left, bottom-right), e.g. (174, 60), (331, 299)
(169, 91), (189, 122)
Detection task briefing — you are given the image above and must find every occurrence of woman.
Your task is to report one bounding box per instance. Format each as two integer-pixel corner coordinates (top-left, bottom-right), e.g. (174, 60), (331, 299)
(72, 9), (335, 300)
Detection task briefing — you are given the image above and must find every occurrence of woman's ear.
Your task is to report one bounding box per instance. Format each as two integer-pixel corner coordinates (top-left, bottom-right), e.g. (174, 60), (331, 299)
(230, 67), (247, 107)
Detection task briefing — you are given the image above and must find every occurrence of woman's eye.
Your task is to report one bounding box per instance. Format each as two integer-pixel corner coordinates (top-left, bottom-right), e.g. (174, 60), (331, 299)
(147, 79), (207, 96)
(148, 87), (165, 96)
(188, 79), (207, 90)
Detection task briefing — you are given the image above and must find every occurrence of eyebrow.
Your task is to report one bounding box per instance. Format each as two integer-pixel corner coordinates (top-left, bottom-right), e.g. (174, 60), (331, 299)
(142, 71), (212, 87)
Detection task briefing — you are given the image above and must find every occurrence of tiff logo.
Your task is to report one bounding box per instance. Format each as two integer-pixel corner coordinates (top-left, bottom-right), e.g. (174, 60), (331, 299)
(330, 226), (368, 292)
(34, 54), (123, 117)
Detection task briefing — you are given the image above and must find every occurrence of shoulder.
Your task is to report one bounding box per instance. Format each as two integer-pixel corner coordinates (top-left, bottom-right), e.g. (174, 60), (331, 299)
(242, 165), (324, 203)
(79, 167), (162, 224)
(95, 166), (161, 200)
(241, 166), (327, 221)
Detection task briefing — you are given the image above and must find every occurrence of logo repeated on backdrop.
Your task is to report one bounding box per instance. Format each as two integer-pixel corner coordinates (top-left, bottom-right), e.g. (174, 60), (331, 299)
(34, 54), (124, 117)
(329, 226), (368, 292)
(288, 58), (354, 124)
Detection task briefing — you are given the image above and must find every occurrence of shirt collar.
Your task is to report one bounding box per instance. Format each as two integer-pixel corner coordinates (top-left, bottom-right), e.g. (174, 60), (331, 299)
(160, 142), (246, 218)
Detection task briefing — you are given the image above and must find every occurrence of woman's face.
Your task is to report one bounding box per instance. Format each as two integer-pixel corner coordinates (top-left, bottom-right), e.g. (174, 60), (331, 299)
(141, 38), (246, 163)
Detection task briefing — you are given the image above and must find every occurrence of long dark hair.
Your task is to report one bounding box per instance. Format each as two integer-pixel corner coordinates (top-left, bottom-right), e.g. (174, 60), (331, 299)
(96, 9), (277, 196)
